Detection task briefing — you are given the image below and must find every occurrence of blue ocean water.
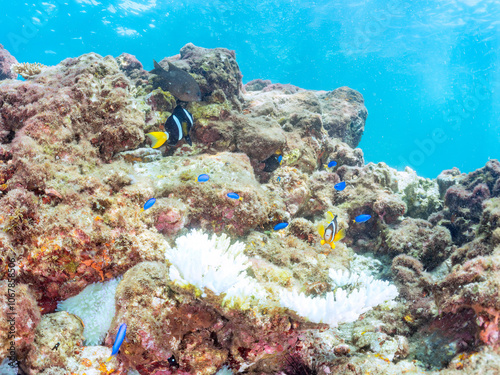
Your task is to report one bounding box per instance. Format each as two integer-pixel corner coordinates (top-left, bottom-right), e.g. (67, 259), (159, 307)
(1, 0), (498, 178)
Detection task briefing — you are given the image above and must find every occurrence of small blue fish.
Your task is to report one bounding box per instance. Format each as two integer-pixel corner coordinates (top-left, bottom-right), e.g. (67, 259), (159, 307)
(278, 155), (283, 164)
(328, 160), (337, 168)
(354, 214), (371, 223)
(198, 174), (209, 182)
(141, 198), (156, 212)
(277, 177), (281, 182)
(334, 181), (346, 191)
(227, 192), (242, 200)
(107, 323), (127, 362)
(273, 222), (288, 231)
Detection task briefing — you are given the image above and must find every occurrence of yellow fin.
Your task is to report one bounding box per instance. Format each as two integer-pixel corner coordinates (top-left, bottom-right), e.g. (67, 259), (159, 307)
(320, 239), (326, 245)
(327, 211), (334, 221)
(330, 242), (336, 249)
(106, 356), (113, 363)
(318, 224), (325, 237)
(146, 132), (168, 149)
(333, 228), (346, 242)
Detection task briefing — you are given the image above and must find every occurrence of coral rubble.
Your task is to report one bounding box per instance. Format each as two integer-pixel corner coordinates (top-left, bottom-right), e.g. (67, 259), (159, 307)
(1, 43), (500, 374)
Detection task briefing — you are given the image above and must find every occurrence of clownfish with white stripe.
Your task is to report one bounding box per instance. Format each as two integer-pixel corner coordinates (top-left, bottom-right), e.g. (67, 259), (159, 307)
(318, 211), (346, 250)
(146, 105), (194, 148)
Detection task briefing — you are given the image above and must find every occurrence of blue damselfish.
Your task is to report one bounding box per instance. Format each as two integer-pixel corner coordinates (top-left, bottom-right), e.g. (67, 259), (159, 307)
(141, 198), (156, 212)
(334, 181), (346, 191)
(273, 222), (289, 230)
(354, 214), (371, 223)
(198, 174), (210, 182)
(107, 323), (127, 361)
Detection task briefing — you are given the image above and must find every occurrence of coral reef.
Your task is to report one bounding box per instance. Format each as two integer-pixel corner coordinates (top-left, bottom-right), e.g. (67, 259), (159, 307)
(0, 282), (41, 361)
(10, 62), (46, 79)
(0, 44), (17, 81)
(380, 218), (453, 270)
(109, 261), (298, 374)
(23, 311), (85, 374)
(317, 87), (368, 149)
(1, 42), (500, 374)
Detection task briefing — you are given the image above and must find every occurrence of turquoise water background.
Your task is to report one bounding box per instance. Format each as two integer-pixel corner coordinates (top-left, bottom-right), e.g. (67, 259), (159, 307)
(1, 0), (498, 178)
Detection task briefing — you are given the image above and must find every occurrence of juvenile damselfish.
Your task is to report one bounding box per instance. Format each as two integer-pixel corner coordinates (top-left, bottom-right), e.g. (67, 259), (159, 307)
(146, 105), (194, 148)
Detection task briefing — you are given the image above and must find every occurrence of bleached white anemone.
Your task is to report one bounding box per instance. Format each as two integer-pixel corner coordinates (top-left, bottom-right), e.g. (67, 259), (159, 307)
(165, 230), (267, 308)
(280, 270), (398, 327)
(56, 277), (121, 345)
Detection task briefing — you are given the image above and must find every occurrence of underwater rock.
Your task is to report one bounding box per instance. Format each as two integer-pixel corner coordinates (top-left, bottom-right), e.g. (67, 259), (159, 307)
(235, 115), (286, 161)
(244, 84), (367, 149)
(391, 255), (432, 298)
(381, 218), (453, 270)
(436, 167), (463, 198)
(266, 166), (311, 216)
(318, 87), (368, 149)
(244, 78), (272, 91)
(0, 52), (172, 306)
(0, 44), (18, 80)
(115, 148), (163, 164)
(444, 160), (500, 221)
(391, 255), (435, 320)
(244, 79), (304, 95)
(0, 52), (145, 161)
(463, 159), (500, 195)
(408, 310), (478, 370)
(161, 43), (244, 109)
(133, 152), (273, 236)
(23, 312), (84, 374)
(115, 52), (149, 84)
(0, 188), (40, 243)
(445, 183), (490, 221)
(396, 167), (442, 219)
(144, 87), (177, 113)
(436, 249), (500, 347)
(151, 198), (189, 236)
(430, 161), (500, 247)
(353, 331), (409, 361)
(446, 197), (500, 266)
(110, 261), (300, 374)
(478, 197), (500, 248)
(245, 87), (320, 121)
(262, 82), (304, 94)
(326, 139), (364, 168)
(0, 282), (41, 362)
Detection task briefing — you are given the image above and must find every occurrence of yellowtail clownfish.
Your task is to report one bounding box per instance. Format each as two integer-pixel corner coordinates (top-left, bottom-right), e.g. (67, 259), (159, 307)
(146, 105), (194, 148)
(318, 211), (346, 249)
